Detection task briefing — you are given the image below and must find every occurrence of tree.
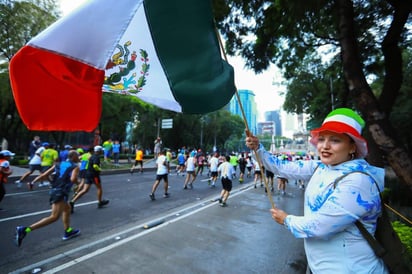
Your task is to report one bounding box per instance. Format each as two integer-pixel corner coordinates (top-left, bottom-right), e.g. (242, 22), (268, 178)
(213, 0), (412, 190)
(0, 0), (60, 151)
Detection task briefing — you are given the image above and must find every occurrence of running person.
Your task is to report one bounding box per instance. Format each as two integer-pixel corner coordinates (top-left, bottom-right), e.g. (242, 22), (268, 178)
(217, 155), (235, 207)
(176, 151), (186, 175)
(208, 152), (219, 188)
(237, 153), (247, 183)
(183, 151), (197, 189)
(265, 169), (275, 192)
(253, 158), (263, 188)
(70, 146), (109, 212)
(149, 150), (169, 200)
(15, 146), (44, 189)
(130, 146), (144, 174)
(14, 150), (81, 246)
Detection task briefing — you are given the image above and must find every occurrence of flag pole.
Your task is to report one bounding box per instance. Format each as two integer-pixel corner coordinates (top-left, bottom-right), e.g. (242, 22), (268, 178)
(214, 26), (276, 209)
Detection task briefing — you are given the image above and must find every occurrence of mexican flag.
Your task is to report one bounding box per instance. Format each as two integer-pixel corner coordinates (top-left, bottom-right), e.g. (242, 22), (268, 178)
(9, 0), (236, 132)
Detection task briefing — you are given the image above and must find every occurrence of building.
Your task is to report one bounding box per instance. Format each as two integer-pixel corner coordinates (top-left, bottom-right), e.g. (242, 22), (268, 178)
(228, 89), (258, 135)
(264, 110), (282, 136)
(257, 121), (275, 136)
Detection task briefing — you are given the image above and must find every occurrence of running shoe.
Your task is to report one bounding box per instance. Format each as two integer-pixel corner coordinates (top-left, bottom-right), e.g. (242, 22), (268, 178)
(220, 202), (227, 207)
(15, 226), (27, 247)
(163, 193), (170, 198)
(15, 180), (22, 188)
(98, 199), (110, 208)
(149, 193), (155, 201)
(62, 229), (80, 241)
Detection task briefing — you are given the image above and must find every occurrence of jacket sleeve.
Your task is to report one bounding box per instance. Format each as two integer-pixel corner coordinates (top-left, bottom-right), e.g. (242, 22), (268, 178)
(284, 172), (381, 239)
(253, 144), (318, 182)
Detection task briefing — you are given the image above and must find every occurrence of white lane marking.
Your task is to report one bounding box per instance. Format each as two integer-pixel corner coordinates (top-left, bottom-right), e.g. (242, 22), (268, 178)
(12, 186), (251, 274)
(0, 201), (97, 223)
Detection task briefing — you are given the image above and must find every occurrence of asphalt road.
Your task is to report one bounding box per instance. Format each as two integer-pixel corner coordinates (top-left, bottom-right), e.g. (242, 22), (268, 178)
(1, 168), (307, 274)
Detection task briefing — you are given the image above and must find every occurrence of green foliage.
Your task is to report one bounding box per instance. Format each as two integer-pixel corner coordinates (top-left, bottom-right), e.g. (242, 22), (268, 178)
(0, 0), (59, 63)
(393, 221), (412, 257)
(213, 0), (412, 175)
(0, 0), (61, 151)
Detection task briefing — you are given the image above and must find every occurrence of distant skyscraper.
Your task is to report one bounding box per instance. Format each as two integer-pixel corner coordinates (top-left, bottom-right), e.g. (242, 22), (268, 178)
(229, 89), (258, 134)
(258, 121), (275, 135)
(264, 110), (282, 136)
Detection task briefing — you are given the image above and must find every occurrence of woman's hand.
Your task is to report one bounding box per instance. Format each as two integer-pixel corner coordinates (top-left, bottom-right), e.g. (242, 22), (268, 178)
(245, 133), (260, 150)
(270, 208), (288, 225)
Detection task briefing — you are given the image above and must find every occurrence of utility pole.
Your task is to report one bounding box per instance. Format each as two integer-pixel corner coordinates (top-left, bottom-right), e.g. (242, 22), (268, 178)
(156, 118), (161, 137)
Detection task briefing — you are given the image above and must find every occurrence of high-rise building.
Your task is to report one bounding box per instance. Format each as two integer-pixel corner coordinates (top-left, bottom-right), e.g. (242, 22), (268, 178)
(228, 89), (258, 134)
(264, 110), (282, 136)
(257, 121), (275, 135)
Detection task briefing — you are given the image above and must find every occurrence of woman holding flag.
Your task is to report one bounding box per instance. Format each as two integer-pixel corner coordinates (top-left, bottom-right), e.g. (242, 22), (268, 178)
(245, 108), (387, 273)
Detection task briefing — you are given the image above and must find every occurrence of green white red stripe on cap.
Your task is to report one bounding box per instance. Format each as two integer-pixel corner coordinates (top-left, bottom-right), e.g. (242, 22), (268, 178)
(323, 114), (363, 136)
(324, 108), (365, 133)
(310, 108), (368, 158)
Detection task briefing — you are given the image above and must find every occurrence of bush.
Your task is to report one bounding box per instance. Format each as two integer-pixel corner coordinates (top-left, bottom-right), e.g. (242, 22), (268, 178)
(393, 221), (412, 257)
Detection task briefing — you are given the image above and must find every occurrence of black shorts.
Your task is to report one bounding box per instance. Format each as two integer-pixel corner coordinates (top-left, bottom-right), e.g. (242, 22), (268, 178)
(211, 171), (218, 177)
(221, 177), (232, 191)
(49, 188), (69, 205)
(79, 169), (87, 179)
(134, 160), (143, 167)
(41, 165), (52, 173)
(266, 170), (274, 178)
(156, 174), (168, 182)
(29, 164), (42, 172)
(86, 175), (101, 185)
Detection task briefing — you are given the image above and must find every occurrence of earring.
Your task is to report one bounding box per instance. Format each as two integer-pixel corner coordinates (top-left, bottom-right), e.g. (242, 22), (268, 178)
(350, 152), (355, 160)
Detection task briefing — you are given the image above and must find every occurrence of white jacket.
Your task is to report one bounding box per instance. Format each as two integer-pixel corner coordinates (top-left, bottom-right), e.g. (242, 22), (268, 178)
(254, 145), (388, 274)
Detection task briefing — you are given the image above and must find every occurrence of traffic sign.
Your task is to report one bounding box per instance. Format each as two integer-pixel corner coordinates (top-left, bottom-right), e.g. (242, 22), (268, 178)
(161, 118), (173, 129)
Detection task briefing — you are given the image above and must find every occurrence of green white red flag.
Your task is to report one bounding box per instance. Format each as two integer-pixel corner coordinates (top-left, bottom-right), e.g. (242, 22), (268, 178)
(9, 0), (236, 131)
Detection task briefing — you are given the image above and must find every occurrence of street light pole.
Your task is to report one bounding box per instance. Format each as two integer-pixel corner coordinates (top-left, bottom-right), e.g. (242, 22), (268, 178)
(157, 118), (161, 137)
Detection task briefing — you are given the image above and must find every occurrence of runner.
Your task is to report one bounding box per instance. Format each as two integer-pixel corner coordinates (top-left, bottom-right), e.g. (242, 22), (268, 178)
(69, 146), (109, 212)
(14, 150), (81, 247)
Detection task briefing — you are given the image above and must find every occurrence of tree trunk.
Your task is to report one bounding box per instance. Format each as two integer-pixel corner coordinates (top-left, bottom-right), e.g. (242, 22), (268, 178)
(336, 0), (412, 191)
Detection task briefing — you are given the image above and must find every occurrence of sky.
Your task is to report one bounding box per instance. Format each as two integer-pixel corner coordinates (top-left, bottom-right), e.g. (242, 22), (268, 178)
(57, 0), (285, 121)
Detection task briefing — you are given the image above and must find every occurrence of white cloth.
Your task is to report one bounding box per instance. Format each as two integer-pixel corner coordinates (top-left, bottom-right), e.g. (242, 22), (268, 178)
(209, 156), (219, 172)
(29, 147), (44, 165)
(155, 155), (168, 175)
(217, 162), (235, 180)
(185, 156), (196, 172)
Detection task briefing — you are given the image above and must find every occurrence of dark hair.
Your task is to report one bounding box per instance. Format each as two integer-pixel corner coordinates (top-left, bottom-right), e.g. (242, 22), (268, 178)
(225, 155), (230, 161)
